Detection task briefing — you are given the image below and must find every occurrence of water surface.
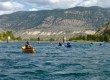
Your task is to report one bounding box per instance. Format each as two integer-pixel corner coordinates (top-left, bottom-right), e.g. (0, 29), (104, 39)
(0, 42), (110, 80)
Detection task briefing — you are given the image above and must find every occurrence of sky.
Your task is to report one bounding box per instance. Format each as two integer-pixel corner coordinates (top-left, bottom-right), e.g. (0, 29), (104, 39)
(0, 0), (109, 15)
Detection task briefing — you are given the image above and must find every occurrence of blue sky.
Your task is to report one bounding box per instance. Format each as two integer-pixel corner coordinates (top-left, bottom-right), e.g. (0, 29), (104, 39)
(0, 0), (109, 15)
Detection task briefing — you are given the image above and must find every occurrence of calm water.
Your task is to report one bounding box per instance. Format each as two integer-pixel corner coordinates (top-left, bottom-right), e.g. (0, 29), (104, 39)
(0, 42), (110, 80)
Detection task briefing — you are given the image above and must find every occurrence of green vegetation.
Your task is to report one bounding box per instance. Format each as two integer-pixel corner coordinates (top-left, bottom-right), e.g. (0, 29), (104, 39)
(48, 38), (55, 41)
(0, 31), (22, 41)
(68, 34), (110, 42)
(0, 31), (110, 42)
(0, 27), (110, 42)
(0, 31), (56, 42)
(30, 37), (41, 41)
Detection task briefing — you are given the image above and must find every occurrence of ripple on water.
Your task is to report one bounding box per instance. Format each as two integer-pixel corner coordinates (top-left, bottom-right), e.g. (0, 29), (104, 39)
(0, 42), (110, 80)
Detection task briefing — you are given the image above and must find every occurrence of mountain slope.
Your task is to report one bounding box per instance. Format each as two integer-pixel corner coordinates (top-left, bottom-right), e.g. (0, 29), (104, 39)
(96, 22), (110, 35)
(0, 6), (110, 38)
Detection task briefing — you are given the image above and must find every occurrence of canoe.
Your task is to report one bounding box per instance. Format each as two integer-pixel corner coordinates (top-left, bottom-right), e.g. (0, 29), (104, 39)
(22, 46), (35, 53)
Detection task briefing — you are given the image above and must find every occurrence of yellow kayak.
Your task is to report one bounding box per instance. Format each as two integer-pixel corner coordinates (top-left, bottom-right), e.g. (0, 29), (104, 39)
(22, 46), (35, 53)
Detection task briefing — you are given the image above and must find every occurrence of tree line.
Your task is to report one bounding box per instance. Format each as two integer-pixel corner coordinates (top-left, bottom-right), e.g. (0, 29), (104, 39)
(0, 31), (22, 41)
(68, 34), (110, 42)
(0, 31), (110, 42)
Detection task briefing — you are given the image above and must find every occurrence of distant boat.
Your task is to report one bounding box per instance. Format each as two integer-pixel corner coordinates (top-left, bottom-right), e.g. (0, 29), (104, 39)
(65, 42), (72, 48)
(58, 42), (62, 46)
(22, 41), (35, 53)
(89, 43), (94, 46)
(22, 46), (35, 53)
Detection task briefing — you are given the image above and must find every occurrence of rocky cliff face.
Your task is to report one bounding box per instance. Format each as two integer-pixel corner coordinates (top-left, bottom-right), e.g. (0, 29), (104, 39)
(0, 6), (109, 37)
(96, 22), (110, 35)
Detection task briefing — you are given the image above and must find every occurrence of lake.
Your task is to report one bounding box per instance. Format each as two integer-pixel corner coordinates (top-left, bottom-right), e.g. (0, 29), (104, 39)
(0, 42), (110, 80)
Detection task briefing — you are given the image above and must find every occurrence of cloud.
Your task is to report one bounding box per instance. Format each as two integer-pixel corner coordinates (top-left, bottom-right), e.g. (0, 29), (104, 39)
(80, 0), (110, 7)
(29, 8), (38, 11)
(0, 11), (13, 15)
(0, 1), (24, 10)
(0, 0), (110, 15)
(26, 0), (84, 10)
(0, 0), (9, 2)
(0, 1), (24, 15)
(26, 0), (110, 10)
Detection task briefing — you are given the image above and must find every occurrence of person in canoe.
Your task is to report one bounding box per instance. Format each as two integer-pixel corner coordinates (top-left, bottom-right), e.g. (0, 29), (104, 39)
(25, 41), (32, 49)
(89, 42), (94, 46)
(58, 42), (62, 46)
(99, 43), (102, 46)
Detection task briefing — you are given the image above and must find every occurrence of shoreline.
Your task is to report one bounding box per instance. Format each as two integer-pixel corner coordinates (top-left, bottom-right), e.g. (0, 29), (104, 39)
(0, 40), (106, 43)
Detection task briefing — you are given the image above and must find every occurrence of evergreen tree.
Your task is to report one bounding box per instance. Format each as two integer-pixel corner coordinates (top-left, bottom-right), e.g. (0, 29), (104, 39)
(16, 36), (22, 41)
(104, 35), (109, 42)
(0, 33), (3, 40)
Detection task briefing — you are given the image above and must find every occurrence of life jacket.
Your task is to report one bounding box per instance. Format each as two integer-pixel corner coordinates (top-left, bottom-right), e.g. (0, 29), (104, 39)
(66, 43), (71, 48)
(25, 45), (31, 49)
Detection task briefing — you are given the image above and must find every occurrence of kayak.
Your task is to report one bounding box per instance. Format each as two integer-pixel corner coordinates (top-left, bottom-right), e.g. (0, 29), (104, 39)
(65, 45), (72, 48)
(89, 44), (94, 47)
(22, 46), (35, 53)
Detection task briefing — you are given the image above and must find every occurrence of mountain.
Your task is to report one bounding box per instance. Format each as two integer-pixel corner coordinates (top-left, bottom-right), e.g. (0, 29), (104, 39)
(0, 6), (110, 38)
(96, 22), (110, 35)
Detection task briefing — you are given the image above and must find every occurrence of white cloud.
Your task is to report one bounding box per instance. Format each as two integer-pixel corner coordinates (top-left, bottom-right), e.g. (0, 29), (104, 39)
(0, 0), (110, 15)
(80, 0), (110, 7)
(26, 0), (110, 10)
(26, 0), (84, 10)
(0, 1), (24, 10)
(0, 11), (13, 15)
(0, 1), (24, 15)
(29, 8), (38, 11)
(49, 0), (60, 3)
(80, 0), (99, 7)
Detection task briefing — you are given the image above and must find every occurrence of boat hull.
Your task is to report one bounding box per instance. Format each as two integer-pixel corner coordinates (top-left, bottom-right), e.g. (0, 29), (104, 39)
(22, 48), (35, 53)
